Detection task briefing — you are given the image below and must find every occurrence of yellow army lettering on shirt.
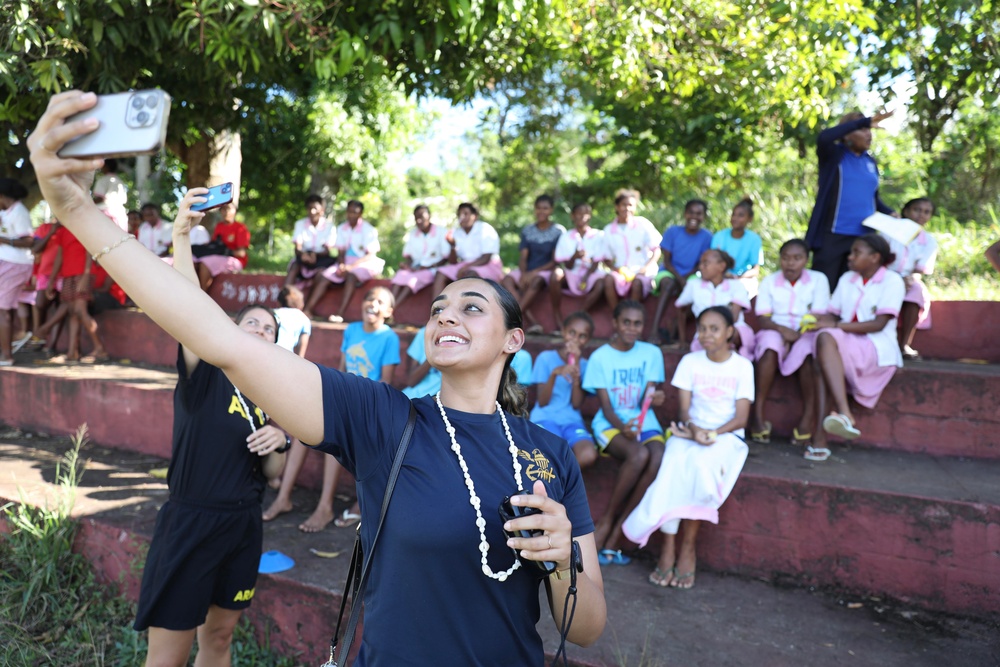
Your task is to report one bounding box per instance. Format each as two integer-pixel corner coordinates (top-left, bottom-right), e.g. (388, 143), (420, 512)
(233, 587), (256, 602)
(228, 393), (265, 425)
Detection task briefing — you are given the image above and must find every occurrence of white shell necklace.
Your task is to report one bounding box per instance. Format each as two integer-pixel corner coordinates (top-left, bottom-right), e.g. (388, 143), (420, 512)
(233, 385), (266, 433)
(435, 391), (524, 581)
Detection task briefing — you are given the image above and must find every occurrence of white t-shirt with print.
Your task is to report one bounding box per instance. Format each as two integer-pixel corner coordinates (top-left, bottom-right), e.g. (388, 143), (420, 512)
(671, 350), (754, 435)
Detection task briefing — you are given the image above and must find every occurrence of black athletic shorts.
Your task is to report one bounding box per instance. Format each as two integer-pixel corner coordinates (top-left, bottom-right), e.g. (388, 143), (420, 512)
(134, 497), (263, 631)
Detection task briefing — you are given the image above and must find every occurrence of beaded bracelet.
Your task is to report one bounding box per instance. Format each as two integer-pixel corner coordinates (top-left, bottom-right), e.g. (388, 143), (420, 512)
(92, 233), (135, 262)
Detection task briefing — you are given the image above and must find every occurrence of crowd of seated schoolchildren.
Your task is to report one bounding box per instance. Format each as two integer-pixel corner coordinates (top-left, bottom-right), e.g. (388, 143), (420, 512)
(6, 168), (979, 594)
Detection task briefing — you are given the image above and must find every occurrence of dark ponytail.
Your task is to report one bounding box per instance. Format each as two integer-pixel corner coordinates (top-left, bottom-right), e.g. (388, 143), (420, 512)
(857, 233), (896, 267)
(479, 279), (529, 417)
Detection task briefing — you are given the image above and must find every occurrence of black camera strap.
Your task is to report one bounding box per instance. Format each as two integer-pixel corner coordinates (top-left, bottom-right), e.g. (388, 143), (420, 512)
(323, 402), (417, 667)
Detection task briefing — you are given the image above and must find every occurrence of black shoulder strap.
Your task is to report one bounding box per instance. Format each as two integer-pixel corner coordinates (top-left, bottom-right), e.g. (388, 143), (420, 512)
(327, 401), (417, 666)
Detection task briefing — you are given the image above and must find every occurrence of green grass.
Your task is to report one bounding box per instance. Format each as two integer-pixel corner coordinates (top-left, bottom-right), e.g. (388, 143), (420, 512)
(0, 426), (304, 666)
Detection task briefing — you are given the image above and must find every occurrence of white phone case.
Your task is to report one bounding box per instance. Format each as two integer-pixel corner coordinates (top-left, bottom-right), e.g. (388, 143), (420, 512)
(58, 90), (171, 159)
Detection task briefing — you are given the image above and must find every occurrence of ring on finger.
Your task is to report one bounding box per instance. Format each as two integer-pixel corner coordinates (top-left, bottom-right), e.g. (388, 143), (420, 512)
(547, 535), (553, 549)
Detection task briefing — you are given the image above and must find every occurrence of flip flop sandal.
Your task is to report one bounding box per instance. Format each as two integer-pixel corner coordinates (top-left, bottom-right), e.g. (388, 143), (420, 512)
(333, 509), (361, 528)
(804, 445), (832, 462)
(598, 549), (632, 566)
(670, 571), (696, 589)
(792, 427), (812, 447)
(823, 413), (861, 440)
(648, 567), (675, 587)
(750, 421), (773, 444)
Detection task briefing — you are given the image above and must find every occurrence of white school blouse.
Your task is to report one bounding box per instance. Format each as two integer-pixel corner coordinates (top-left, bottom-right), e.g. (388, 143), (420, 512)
(828, 267), (905, 367)
(452, 221), (500, 262)
(292, 217), (336, 253)
(675, 278), (751, 322)
(755, 270), (831, 330)
(402, 223), (451, 269)
(602, 217), (660, 273)
(887, 231), (938, 278)
(554, 227), (606, 268)
(336, 219), (380, 259)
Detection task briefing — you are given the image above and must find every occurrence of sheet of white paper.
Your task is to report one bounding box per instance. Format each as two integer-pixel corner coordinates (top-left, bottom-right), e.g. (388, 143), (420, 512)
(863, 212), (921, 245)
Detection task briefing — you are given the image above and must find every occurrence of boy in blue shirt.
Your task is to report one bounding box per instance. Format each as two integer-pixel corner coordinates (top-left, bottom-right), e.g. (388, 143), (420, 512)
(650, 199), (712, 344)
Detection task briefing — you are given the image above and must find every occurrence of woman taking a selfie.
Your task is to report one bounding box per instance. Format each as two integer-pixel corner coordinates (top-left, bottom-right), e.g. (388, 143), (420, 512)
(29, 91), (606, 666)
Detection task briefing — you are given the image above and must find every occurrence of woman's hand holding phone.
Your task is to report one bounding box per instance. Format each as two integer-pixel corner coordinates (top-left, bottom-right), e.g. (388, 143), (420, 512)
(174, 189), (209, 240)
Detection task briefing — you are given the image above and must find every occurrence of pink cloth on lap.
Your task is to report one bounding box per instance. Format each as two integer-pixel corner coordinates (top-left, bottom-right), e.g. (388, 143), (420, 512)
(691, 321), (756, 361)
(904, 277), (932, 330)
(561, 266), (606, 296)
(814, 327), (896, 408)
(196, 254), (244, 277)
(754, 329), (817, 376)
(0, 262), (34, 309)
(609, 271), (654, 298)
(437, 257), (505, 282)
(391, 268), (436, 293)
(320, 257), (385, 284)
(505, 268), (553, 286)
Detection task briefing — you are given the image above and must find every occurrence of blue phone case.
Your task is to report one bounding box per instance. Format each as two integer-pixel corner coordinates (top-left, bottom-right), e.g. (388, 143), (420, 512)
(191, 183), (234, 212)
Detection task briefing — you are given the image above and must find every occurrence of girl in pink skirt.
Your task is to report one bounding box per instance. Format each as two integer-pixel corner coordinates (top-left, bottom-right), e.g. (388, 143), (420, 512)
(749, 239), (831, 458)
(811, 234), (905, 458)
(390, 205), (451, 309)
(886, 197), (937, 359)
(600, 190), (662, 310)
(550, 203), (607, 327)
(431, 203), (505, 294)
(304, 200), (385, 322)
(623, 306), (754, 589)
(675, 249), (756, 359)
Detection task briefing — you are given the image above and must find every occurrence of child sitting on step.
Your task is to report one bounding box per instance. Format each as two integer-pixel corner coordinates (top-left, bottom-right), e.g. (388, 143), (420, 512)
(749, 239), (831, 459)
(674, 248), (756, 359)
(810, 234), (904, 459)
(623, 306), (754, 590)
(885, 197), (937, 359)
(582, 300), (666, 565)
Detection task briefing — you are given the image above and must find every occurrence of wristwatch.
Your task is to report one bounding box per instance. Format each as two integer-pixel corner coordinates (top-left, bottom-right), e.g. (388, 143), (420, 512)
(275, 435), (292, 453)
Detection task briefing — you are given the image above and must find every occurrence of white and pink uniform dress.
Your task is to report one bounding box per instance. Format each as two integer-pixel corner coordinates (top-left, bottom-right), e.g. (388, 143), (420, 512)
(322, 218), (384, 284)
(603, 216), (661, 298)
(676, 277), (757, 360)
(754, 269), (831, 375)
(886, 230), (937, 329)
(623, 350), (754, 542)
(437, 220), (505, 282)
(392, 223), (451, 293)
(814, 267), (905, 408)
(554, 227), (607, 295)
(291, 215), (336, 283)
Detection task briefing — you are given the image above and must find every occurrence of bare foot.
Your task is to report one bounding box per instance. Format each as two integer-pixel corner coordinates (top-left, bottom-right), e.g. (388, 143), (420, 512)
(298, 506), (335, 533)
(262, 497), (293, 522)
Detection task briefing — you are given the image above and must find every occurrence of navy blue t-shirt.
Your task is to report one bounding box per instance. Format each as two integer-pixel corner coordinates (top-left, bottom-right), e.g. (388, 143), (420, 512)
(313, 365), (594, 666)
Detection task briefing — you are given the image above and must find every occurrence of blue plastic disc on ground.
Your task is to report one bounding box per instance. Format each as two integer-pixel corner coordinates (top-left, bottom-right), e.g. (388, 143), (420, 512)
(258, 550), (295, 574)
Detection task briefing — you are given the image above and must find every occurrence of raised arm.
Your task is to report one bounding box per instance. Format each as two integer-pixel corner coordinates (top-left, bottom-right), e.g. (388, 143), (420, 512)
(28, 91), (325, 445)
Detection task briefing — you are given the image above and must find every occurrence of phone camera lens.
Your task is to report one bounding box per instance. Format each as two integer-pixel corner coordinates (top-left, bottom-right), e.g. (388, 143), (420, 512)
(131, 97), (144, 109)
(146, 95), (159, 109)
(222, 184), (231, 193)
(136, 111), (150, 124)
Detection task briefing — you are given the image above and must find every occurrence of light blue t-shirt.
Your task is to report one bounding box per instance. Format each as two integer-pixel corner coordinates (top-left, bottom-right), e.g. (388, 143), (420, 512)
(660, 225), (713, 277)
(529, 349), (589, 426)
(401, 327), (442, 399)
(275, 307), (312, 353)
(511, 349), (533, 387)
(582, 342), (665, 434)
(711, 228), (763, 277)
(341, 322), (401, 382)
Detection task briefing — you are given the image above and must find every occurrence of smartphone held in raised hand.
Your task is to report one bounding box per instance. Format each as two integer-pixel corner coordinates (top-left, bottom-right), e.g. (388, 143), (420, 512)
(58, 90), (171, 159)
(190, 182), (235, 212)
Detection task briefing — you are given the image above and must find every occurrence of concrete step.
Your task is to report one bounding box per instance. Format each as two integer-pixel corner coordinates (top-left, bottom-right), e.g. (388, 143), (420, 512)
(204, 273), (1000, 363)
(585, 443), (1000, 618)
(2, 432), (997, 666)
(12, 309), (1000, 460)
